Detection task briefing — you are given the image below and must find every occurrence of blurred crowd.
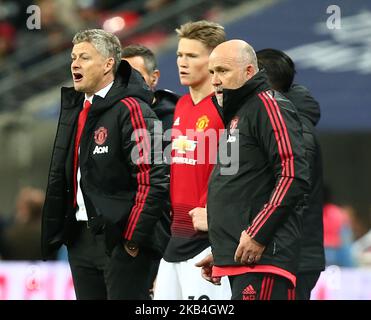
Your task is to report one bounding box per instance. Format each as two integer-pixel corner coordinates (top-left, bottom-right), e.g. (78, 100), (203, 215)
(0, 0), (240, 73)
(1, 0), (144, 69)
(322, 186), (371, 268)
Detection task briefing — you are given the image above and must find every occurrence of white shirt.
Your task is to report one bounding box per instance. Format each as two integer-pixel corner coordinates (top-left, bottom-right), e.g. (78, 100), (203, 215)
(75, 81), (114, 221)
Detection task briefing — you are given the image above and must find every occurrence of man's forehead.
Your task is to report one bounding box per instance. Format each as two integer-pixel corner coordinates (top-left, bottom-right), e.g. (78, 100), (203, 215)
(124, 55), (145, 67)
(72, 42), (95, 54)
(209, 55), (237, 67)
(177, 38), (209, 53)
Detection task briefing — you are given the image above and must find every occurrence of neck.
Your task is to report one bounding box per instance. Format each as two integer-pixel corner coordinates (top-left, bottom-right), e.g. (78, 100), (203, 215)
(87, 74), (114, 97)
(189, 80), (213, 105)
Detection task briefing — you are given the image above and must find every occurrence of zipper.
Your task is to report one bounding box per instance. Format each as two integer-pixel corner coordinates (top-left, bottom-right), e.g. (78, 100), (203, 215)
(273, 242), (277, 255)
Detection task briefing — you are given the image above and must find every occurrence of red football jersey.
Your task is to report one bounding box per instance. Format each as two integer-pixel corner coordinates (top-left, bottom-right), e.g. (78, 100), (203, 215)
(170, 93), (224, 238)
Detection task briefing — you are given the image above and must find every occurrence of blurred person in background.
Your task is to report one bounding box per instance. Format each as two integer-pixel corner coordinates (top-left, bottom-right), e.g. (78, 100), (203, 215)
(322, 185), (354, 267)
(41, 29), (170, 299)
(352, 228), (371, 267)
(1, 187), (47, 261)
(35, 0), (71, 54)
(0, 21), (16, 63)
(16, 0), (72, 68)
(122, 44), (178, 135)
(344, 205), (369, 242)
(154, 20), (231, 300)
(256, 48), (325, 300)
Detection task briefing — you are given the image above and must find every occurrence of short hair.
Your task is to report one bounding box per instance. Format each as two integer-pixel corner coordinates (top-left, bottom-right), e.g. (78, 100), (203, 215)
(256, 48), (296, 92)
(122, 44), (158, 74)
(242, 43), (259, 71)
(72, 29), (122, 73)
(175, 20), (226, 50)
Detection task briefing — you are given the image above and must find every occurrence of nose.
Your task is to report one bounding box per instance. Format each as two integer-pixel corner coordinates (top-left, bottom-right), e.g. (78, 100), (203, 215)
(71, 58), (79, 70)
(177, 56), (187, 69)
(211, 73), (221, 87)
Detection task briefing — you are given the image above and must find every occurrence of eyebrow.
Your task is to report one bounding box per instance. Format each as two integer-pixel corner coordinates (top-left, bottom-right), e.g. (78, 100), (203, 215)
(71, 52), (90, 57)
(214, 66), (228, 71)
(177, 51), (198, 55)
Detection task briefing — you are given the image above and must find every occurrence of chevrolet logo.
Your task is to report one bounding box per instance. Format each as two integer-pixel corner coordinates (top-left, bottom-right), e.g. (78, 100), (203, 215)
(172, 135), (197, 154)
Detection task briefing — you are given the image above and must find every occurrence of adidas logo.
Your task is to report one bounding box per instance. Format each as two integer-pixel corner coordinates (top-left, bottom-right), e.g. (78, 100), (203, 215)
(242, 284), (256, 295)
(173, 117), (180, 126)
(242, 285), (256, 300)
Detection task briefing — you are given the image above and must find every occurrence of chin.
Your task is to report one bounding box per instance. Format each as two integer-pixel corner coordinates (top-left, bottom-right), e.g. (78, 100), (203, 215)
(179, 79), (190, 86)
(73, 84), (85, 92)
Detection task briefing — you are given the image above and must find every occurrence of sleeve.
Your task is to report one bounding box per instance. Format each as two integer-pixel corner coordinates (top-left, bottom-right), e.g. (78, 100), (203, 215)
(120, 97), (170, 245)
(245, 91), (310, 245)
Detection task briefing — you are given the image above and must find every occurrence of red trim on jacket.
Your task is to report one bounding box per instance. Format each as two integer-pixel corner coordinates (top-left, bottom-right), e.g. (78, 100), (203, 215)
(212, 264), (296, 287)
(246, 91), (295, 238)
(121, 97), (151, 239)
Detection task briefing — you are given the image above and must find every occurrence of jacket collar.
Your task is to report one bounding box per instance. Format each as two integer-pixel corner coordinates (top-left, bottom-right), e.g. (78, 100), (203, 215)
(222, 70), (270, 124)
(285, 84), (321, 127)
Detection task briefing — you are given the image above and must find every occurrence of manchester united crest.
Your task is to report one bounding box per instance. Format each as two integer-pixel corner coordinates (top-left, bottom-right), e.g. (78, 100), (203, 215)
(229, 116), (239, 134)
(195, 115), (210, 132)
(94, 127), (108, 145)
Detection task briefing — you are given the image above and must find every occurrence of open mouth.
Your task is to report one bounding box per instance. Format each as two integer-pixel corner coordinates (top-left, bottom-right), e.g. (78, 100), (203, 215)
(73, 72), (83, 82)
(215, 86), (223, 95)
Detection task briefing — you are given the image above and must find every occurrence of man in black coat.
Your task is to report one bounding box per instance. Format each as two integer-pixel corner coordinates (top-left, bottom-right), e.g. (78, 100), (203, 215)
(197, 40), (310, 300)
(122, 44), (178, 296)
(41, 29), (170, 300)
(257, 48), (325, 300)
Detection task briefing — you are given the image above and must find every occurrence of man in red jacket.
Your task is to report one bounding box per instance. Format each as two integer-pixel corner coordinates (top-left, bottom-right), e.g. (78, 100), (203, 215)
(154, 20), (231, 300)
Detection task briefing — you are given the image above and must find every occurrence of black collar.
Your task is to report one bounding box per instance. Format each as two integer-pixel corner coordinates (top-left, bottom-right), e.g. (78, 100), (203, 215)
(222, 70), (270, 124)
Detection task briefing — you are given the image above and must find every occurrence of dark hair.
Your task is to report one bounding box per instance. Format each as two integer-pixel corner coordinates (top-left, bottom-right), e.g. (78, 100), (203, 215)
(256, 48), (296, 92)
(121, 44), (157, 74)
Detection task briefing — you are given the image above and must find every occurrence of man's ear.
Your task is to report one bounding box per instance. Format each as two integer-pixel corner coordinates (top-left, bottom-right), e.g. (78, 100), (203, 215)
(246, 64), (257, 80)
(104, 57), (115, 75)
(150, 69), (160, 90)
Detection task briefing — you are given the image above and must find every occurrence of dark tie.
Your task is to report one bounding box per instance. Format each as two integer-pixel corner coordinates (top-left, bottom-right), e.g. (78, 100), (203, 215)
(73, 99), (92, 207)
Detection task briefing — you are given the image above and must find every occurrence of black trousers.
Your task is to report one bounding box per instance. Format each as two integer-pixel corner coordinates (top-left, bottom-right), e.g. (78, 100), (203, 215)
(67, 224), (159, 300)
(295, 271), (321, 300)
(228, 273), (295, 300)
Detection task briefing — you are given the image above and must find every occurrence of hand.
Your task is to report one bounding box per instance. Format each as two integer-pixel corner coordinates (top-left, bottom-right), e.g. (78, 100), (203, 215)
(234, 231), (265, 265)
(189, 207), (208, 231)
(124, 240), (139, 257)
(195, 253), (221, 285)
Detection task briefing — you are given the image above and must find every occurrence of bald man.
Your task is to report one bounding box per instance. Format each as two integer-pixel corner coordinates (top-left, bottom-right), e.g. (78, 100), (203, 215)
(196, 40), (310, 300)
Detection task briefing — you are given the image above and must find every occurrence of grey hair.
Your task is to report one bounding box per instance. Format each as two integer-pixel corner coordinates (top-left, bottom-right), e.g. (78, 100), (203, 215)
(243, 43), (259, 71)
(72, 29), (122, 73)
